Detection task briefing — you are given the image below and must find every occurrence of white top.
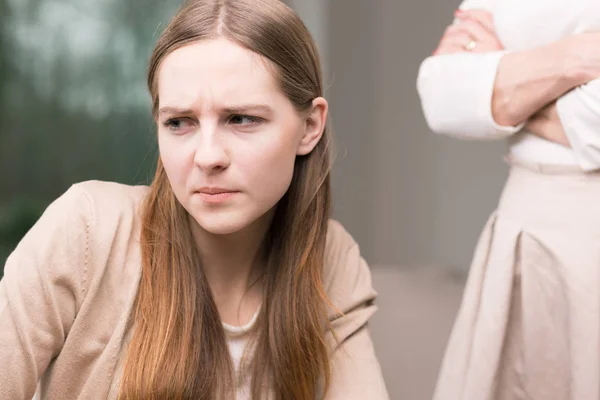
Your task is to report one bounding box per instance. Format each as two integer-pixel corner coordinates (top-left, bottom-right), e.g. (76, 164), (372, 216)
(222, 306), (261, 400)
(417, 0), (600, 171)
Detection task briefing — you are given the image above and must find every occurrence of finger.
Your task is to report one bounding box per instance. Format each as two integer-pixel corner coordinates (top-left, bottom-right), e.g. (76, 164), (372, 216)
(439, 29), (503, 53)
(438, 32), (473, 51)
(456, 9), (496, 33)
(433, 43), (467, 56)
(453, 17), (495, 42)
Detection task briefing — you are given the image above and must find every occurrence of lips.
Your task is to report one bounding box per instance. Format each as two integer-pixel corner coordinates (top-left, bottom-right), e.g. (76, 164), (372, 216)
(196, 187), (239, 204)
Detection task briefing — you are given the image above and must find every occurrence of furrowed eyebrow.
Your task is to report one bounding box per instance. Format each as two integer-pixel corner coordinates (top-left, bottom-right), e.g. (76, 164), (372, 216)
(221, 104), (274, 114)
(157, 107), (194, 117)
(157, 104), (274, 117)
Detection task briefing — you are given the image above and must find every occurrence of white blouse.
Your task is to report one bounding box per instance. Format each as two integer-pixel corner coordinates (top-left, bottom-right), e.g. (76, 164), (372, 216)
(417, 0), (600, 171)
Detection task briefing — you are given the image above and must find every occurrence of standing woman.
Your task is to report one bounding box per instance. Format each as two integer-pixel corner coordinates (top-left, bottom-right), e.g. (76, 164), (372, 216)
(418, 0), (600, 399)
(0, 0), (389, 399)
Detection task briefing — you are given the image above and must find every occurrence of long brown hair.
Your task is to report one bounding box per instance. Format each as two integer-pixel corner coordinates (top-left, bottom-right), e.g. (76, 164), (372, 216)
(118, 0), (333, 399)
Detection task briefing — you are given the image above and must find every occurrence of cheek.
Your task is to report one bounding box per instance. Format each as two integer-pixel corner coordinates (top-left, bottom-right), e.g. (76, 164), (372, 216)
(240, 133), (299, 199)
(158, 135), (193, 188)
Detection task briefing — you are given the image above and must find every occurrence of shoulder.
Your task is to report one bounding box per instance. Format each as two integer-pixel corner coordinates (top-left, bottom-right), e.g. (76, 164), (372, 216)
(17, 180), (148, 241)
(325, 219), (359, 260)
(29, 179), (150, 252)
(53, 180), (149, 234)
(323, 220), (378, 338)
(35, 180), (150, 266)
(4, 181), (150, 309)
(70, 180), (149, 220)
(65, 180), (150, 255)
(323, 219), (373, 295)
(50, 181), (149, 293)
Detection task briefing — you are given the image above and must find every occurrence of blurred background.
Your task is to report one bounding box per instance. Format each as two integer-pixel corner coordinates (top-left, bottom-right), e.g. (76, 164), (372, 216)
(1, 0), (512, 398)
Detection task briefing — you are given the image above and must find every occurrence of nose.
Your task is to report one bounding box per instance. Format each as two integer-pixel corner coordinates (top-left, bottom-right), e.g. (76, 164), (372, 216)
(193, 125), (231, 173)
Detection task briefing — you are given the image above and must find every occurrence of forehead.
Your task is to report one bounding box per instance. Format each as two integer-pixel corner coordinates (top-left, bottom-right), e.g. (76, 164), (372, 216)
(157, 38), (282, 108)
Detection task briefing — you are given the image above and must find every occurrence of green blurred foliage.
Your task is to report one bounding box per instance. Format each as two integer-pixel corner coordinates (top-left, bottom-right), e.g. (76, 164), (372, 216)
(0, 200), (45, 274)
(0, 0), (181, 278)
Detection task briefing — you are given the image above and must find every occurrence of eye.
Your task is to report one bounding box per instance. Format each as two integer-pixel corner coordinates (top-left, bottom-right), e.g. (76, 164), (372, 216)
(163, 117), (195, 132)
(227, 114), (264, 126)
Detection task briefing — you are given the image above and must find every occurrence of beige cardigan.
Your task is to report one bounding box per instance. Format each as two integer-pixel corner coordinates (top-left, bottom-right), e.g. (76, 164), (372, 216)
(0, 181), (389, 399)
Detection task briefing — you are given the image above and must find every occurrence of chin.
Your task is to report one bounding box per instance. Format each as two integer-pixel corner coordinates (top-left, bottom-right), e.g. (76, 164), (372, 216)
(192, 210), (259, 236)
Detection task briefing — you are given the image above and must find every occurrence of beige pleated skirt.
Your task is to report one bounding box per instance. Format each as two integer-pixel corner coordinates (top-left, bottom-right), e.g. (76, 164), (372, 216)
(433, 158), (600, 400)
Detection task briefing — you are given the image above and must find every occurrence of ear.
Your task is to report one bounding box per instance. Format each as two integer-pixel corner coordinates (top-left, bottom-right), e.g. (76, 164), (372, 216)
(297, 97), (328, 156)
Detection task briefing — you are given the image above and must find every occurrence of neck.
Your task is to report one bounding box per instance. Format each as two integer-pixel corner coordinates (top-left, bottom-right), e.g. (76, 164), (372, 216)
(190, 211), (273, 325)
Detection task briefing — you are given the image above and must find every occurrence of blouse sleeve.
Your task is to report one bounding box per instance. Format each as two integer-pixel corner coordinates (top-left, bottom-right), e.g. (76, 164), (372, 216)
(416, 0), (525, 139)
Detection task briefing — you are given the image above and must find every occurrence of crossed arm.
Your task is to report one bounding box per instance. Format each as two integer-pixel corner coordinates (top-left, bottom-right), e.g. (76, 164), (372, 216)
(418, 0), (600, 170)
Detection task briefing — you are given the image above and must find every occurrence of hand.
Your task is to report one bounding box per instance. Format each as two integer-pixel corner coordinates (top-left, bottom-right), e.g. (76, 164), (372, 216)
(433, 9), (504, 56)
(558, 32), (600, 86)
(525, 102), (571, 147)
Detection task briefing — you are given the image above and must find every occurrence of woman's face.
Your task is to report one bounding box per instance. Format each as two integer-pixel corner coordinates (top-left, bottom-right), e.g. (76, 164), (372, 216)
(156, 38), (326, 235)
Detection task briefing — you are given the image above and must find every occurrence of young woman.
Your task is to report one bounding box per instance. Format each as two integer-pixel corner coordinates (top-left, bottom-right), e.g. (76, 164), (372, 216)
(418, 0), (600, 399)
(0, 0), (389, 399)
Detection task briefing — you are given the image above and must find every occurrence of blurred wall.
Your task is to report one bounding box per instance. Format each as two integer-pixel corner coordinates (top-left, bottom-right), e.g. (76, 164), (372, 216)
(292, 0), (509, 271)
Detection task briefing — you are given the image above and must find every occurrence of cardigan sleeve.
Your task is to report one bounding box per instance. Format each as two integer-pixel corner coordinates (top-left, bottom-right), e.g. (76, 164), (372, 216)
(0, 185), (93, 400)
